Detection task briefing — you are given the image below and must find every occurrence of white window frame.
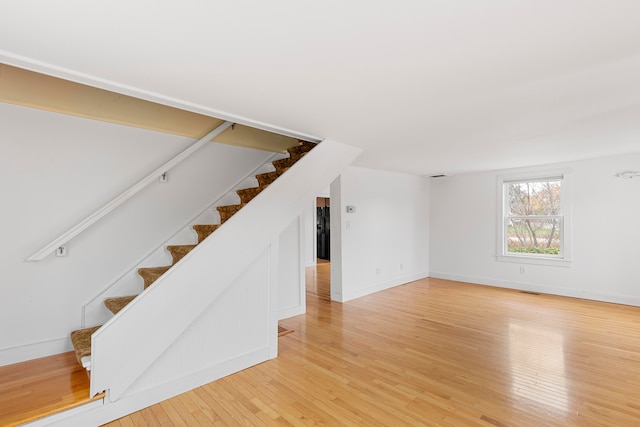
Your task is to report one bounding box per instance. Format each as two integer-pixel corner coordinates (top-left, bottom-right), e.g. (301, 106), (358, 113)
(496, 168), (572, 267)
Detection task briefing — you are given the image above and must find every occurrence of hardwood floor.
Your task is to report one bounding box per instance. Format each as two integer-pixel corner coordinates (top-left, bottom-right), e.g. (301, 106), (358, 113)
(305, 260), (330, 300)
(104, 277), (640, 426)
(2, 273), (640, 426)
(0, 352), (103, 427)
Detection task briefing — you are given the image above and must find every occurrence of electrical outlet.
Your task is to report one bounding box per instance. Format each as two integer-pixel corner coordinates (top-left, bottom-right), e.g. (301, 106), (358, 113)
(376, 268), (381, 275)
(519, 266), (525, 274)
(400, 263), (404, 270)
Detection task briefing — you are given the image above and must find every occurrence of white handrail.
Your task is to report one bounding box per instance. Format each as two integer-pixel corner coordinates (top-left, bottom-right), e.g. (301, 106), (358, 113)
(27, 121), (234, 261)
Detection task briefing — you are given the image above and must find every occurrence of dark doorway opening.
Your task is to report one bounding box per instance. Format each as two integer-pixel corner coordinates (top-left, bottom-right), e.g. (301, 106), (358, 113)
(316, 197), (330, 261)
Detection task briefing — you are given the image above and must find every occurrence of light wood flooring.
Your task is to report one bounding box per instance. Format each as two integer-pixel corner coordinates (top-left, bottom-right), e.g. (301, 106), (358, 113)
(0, 352), (103, 427)
(305, 260), (330, 300)
(104, 276), (640, 426)
(3, 271), (640, 426)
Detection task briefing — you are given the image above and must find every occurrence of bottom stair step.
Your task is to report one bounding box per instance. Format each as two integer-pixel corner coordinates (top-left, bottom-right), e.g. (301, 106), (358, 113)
(0, 351), (104, 427)
(70, 325), (101, 368)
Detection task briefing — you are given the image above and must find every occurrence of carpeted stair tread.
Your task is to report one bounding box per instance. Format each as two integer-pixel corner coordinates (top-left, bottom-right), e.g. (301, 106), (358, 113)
(138, 265), (171, 289)
(217, 203), (246, 223)
(104, 296), (136, 314)
(272, 152), (307, 172)
(167, 244), (197, 264)
(236, 185), (267, 204)
(70, 326), (101, 365)
(256, 169), (287, 187)
(193, 224), (220, 243)
(287, 141), (316, 156)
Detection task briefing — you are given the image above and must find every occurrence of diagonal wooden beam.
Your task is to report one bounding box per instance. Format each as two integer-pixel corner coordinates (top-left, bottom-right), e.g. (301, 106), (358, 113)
(0, 63), (300, 152)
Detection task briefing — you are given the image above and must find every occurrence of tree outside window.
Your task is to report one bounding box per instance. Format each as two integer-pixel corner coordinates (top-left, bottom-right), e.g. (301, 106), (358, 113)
(504, 179), (563, 257)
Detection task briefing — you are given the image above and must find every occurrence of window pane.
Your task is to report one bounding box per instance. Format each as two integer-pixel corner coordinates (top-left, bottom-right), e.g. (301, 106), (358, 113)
(507, 180), (561, 216)
(507, 218), (561, 256)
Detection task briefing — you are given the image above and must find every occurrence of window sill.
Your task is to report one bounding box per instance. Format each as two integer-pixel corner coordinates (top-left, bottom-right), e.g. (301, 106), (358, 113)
(496, 254), (572, 267)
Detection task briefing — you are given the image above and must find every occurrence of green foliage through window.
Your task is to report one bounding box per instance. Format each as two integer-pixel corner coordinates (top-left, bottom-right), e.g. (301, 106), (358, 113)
(505, 179), (562, 257)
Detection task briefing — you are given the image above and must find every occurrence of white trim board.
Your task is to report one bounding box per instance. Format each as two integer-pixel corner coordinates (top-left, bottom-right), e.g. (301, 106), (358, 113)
(279, 305), (306, 320)
(0, 50), (321, 144)
(341, 272), (430, 303)
(22, 397), (104, 427)
(29, 348), (270, 426)
(429, 271), (640, 307)
(0, 337), (72, 367)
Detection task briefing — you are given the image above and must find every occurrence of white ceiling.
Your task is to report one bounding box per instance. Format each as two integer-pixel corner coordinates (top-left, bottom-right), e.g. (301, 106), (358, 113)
(2, 0), (640, 176)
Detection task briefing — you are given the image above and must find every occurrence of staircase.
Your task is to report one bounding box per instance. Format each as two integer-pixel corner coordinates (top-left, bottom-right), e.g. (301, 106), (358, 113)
(69, 141), (317, 370)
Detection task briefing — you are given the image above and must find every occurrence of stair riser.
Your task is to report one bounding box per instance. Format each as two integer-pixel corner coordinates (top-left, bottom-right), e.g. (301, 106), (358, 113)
(272, 153), (305, 172)
(256, 171), (279, 187)
(237, 186), (265, 204)
(104, 296), (136, 315)
(193, 225), (220, 243)
(216, 204), (244, 223)
(142, 274), (161, 289)
(287, 142), (316, 156)
(138, 268), (170, 289)
(167, 245), (197, 265)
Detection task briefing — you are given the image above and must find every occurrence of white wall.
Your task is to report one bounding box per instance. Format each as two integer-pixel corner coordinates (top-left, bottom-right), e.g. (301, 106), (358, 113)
(330, 166), (430, 302)
(429, 152), (640, 306)
(278, 216), (306, 319)
(302, 186), (331, 268)
(302, 201), (316, 267)
(0, 103), (274, 365)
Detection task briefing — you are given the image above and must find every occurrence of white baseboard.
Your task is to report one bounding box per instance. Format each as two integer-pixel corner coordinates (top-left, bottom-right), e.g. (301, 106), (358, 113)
(0, 337), (72, 367)
(429, 271), (640, 307)
(22, 397), (105, 426)
(42, 347), (271, 426)
(342, 272), (429, 302)
(279, 304), (305, 320)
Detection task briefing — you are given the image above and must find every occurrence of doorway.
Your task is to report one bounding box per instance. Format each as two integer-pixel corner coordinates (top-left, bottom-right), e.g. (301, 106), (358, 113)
(306, 197), (331, 300)
(316, 197), (330, 261)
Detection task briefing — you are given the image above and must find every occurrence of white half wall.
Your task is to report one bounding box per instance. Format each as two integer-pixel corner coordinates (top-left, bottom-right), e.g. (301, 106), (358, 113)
(88, 139), (361, 399)
(36, 246), (279, 427)
(330, 166), (430, 302)
(119, 246), (276, 399)
(278, 216), (306, 319)
(0, 103), (274, 366)
(429, 152), (640, 306)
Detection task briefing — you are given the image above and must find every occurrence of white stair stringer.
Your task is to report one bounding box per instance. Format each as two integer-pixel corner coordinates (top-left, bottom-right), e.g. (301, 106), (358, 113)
(89, 139), (362, 401)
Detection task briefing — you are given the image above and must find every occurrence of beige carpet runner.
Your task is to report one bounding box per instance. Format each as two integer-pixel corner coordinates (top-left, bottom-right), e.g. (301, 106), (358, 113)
(70, 141), (314, 366)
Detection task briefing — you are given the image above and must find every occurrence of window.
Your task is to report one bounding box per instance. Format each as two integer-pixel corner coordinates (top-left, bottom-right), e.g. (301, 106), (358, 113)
(497, 170), (571, 266)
